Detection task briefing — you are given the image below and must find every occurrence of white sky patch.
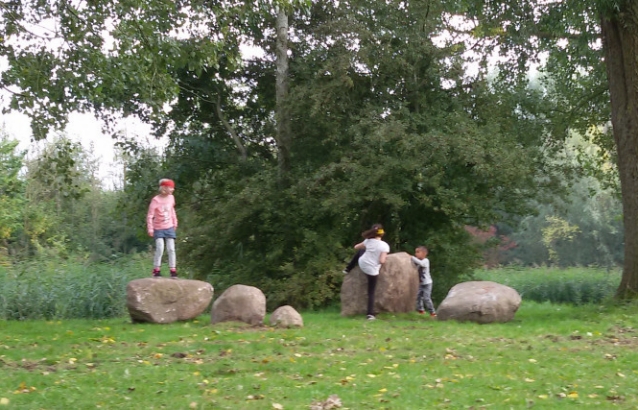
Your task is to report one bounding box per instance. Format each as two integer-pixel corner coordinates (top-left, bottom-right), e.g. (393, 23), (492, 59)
(0, 109), (161, 189)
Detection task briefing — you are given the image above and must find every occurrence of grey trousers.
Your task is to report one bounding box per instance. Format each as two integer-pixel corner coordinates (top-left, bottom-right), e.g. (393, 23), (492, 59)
(153, 238), (176, 269)
(416, 283), (435, 313)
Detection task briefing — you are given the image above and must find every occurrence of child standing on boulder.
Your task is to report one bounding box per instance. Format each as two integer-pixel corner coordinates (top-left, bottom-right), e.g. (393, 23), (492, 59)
(147, 178), (178, 278)
(353, 224), (390, 320)
(411, 246), (436, 317)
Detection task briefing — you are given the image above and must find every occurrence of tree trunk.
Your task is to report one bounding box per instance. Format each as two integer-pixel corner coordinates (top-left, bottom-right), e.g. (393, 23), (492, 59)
(275, 6), (291, 182)
(601, 5), (638, 298)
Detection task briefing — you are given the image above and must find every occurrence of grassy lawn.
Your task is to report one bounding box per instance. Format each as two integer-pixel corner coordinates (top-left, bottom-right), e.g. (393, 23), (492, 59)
(2, 301), (638, 409)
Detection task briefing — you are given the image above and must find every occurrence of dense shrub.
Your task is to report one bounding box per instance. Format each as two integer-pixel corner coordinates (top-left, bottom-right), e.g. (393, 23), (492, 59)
(474, 267), (620, 305)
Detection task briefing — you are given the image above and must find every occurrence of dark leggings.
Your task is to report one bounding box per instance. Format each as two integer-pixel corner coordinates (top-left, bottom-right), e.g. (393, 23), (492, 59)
(346, 249), (376, 316)
(366, 274), (378, 316)
(345, 248), (366, 272)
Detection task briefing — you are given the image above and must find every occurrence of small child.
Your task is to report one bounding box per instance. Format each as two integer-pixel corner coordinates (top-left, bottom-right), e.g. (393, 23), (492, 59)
(411, 246), (436, 317)
(147, 178), (178, 278)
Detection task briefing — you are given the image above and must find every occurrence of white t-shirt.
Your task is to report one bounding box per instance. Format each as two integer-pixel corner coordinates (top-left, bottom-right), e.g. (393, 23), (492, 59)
(358, 238), (390, 276)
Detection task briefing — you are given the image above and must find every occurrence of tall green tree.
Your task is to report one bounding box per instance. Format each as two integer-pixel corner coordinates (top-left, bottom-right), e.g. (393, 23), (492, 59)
(155, 0), (561, 306)
(600, 2), (638, 297)
(1, 0), (575, 305)
(0, 137), (26, 260)
(503, 178), (623, 268)
(17, 136), (145, 260)
(0, 0), (243, 137)
(456, 0), (637, 298)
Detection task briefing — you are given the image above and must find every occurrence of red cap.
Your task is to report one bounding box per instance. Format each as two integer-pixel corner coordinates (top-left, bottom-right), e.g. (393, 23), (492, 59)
(160, 179), (175, 188)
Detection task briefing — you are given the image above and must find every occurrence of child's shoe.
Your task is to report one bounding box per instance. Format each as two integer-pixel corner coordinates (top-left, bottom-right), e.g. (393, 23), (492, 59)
(170, 268), (178, 279)
(152, 268), (161, 277)
(417, 309), (425, 314)
(430, 312), (437, 318)
(366, 314), (376, 321)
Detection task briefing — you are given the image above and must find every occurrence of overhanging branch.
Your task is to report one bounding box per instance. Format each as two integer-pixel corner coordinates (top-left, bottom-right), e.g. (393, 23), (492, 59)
(215, 95), (247, 161)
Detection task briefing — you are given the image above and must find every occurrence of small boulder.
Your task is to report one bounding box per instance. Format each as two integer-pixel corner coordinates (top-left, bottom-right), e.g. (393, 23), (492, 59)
(211, 284), (266, 326)
(340, 252), (419, 316)
(270, 305), (303, 328)
(437, 281), (521, 323)
(127, 278), (214, 324)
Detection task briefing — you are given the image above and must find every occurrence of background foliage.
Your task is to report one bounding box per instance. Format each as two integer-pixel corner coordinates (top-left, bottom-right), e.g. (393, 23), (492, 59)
(475, 267), (620, 305)
(0, 0), (627, 308)
(0, 132), (624, 314)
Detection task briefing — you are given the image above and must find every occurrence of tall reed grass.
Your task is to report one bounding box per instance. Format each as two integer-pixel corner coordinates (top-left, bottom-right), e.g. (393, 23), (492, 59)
(474, 266), (621, 305)
(0, 259), (624, 321)
(0, 254), (150, 320)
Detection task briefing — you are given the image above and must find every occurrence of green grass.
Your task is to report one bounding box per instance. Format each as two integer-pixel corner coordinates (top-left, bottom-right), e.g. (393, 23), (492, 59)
(2, 302), (638, 409)
(474, 267), (621, 305)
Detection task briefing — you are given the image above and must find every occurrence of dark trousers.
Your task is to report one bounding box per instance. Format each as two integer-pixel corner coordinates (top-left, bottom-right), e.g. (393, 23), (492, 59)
(345, 248), (366, 272)
(366, 274), (378, 316)
(346, 249), (376, 316)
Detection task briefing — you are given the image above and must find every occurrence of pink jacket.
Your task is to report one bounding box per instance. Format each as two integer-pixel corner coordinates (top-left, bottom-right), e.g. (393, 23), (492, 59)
(147, 194), (178, 232)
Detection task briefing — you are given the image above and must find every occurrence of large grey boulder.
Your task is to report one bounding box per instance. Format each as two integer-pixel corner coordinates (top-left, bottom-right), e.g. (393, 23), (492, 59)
(127, 278), (214, 324)
(270, 305), (303, 328)
(340, 252), (419, 316)
(437, 281), (521, 323)
(211, 284), (266, 326)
